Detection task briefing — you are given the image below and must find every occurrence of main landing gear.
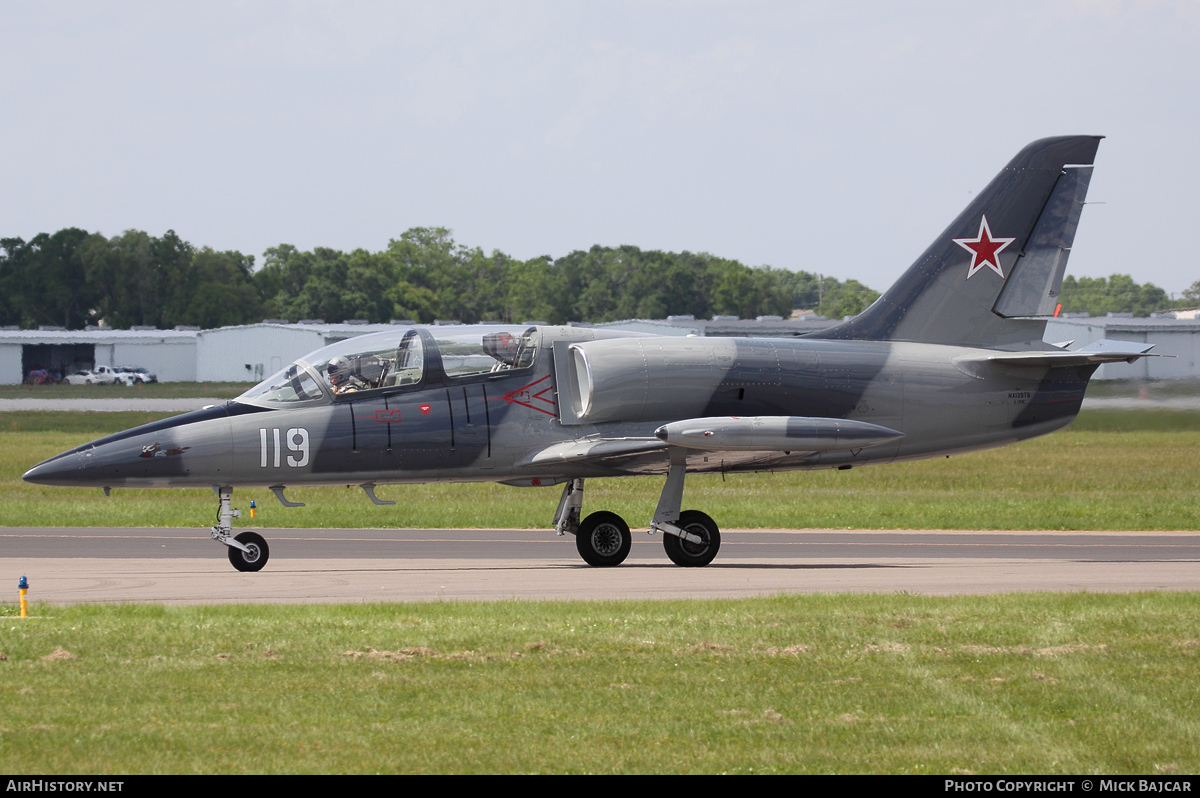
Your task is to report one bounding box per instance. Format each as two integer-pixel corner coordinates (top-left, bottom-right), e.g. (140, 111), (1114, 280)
(552, 458), (721, 568)
(212, 487), (270, 572)
(662, 510), (720, 568)
(576, 511), (632, 567)
(555, 479), (633, 567)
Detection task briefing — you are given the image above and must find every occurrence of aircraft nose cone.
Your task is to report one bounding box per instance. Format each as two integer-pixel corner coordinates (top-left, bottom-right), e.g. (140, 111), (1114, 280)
(23, 452), (84, 486)
(22, 404), (236, 489)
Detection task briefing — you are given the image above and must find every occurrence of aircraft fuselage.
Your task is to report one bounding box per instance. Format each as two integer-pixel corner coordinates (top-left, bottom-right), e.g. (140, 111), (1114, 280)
(24, 330), (1088, 491)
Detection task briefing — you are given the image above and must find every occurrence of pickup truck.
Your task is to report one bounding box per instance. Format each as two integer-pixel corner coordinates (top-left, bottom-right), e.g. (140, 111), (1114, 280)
(64, 365), (127, 385)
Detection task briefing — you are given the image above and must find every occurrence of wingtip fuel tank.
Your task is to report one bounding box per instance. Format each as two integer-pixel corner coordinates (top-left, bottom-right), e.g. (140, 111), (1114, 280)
(653, 417), (904, 453)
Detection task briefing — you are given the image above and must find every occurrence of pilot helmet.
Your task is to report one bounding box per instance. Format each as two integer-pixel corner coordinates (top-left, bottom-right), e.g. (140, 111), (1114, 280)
(327, 356), (351, 386)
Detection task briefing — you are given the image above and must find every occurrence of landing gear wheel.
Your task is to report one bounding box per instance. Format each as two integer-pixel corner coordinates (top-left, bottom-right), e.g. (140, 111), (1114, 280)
(228, 531), (269, 572)
(663, 510), (720, 567)
(575, 511), (632, 567)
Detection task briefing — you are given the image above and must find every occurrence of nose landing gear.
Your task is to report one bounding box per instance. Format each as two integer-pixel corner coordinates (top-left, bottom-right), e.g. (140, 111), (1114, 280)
(211, 486), (271, 572)
(228, 531), (269, 572)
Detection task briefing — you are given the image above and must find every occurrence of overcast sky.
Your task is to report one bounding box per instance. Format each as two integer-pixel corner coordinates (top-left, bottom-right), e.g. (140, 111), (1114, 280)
(2, 1), (1197, 296)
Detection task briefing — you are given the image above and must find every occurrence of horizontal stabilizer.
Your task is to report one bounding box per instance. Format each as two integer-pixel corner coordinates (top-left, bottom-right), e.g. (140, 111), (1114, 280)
(953, 340), (1157, 370)
(654, 416), (904, 453)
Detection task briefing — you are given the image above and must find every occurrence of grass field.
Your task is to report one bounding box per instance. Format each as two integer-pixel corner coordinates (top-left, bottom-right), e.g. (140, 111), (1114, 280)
(1, 594), (1198, 774)
(3, 409), (1198, 531)
(1081, 378), (1200, 399)
(3, 409), (1198, 774)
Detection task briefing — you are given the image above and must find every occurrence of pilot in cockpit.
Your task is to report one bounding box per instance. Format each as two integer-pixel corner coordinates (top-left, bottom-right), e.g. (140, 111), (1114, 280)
(327, 356), (365, 394)
(327, 353), (391, 394)
(483, 331), (523, 371)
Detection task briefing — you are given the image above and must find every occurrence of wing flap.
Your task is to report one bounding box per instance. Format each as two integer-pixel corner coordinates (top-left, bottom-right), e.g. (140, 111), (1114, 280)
(517, 437), (666, 467)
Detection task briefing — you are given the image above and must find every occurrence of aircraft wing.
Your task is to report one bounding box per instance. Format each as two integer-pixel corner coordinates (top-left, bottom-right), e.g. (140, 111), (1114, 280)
(517, 437), (667, 467)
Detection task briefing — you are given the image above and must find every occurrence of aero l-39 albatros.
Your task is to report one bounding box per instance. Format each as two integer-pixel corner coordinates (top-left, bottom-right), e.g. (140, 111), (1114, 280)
(24, 136), (1155, 572)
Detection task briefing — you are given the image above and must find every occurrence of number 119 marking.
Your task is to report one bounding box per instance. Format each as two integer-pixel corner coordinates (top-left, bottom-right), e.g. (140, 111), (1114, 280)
(259, 428), (309, 468)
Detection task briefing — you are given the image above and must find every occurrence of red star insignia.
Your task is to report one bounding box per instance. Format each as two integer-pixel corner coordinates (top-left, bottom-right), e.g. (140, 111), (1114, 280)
(953, 215), (1015, 280)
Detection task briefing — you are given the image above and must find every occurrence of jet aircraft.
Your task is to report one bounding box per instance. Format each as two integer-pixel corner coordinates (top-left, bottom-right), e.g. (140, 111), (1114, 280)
(23, 136), (1155, 572)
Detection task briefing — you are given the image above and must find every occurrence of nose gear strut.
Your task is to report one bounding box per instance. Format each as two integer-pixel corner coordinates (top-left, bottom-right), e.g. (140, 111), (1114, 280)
(210, 486), (270, 572)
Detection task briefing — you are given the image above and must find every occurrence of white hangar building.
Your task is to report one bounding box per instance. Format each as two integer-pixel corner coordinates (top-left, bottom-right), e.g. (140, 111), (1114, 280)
(194, 321), (401, 383)
(1044, 316), (1200, 380)
(0, 321), (402, 385)
(0, 327), (200, 383)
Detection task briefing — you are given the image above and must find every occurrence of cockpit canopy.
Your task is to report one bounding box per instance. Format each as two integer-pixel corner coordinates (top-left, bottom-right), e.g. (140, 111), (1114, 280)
(236, 326), (540, 408)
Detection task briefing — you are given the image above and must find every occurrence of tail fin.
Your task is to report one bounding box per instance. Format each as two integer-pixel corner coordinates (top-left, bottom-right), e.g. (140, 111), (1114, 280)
(811, 136), (1102, 348)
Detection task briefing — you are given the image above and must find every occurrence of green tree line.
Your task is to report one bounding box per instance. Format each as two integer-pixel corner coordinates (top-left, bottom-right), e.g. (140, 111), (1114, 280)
(0, 227), (880, 329)
(1056, 274), (1191, 317)
(0, 228), (260, 330)
(4, 226), (1189, 330)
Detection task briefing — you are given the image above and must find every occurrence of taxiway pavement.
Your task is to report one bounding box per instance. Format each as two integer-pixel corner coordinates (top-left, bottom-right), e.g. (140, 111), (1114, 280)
(3, 527), (1197, 604)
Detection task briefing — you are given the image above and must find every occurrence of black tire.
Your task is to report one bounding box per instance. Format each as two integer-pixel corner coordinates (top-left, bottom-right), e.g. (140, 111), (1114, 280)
(575, 511), (632, 567)
(663, 510), (720, 567)
(228, 531), (269, 572)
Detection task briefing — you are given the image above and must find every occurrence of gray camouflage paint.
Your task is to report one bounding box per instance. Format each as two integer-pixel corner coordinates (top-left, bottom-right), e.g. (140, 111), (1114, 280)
(21, 328), (1090, 489)
(20, 136), (1115, 505)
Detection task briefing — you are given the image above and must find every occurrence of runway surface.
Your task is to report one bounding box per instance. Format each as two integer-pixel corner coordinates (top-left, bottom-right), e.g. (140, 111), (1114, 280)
(3, 527), (1198, 604)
